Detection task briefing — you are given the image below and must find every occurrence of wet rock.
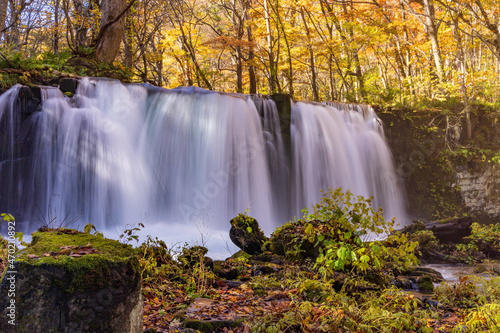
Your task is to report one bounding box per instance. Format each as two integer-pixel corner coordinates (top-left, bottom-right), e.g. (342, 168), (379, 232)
(229, 214), (267, 255)
(421, 297), (441, 309)
(417, 275), (434, 292)
(405, 266), (445, 283)
(59, 78), (79, 95)
(400, 220), (428, 234)
(17, 85), (41, 119)
(253, 264), (277, 276)
(213, 260), (240, 280)
(474, 262), (500, 275)
(425, 216), (473, 243)
(250, 253), (284, 265)
(393, 276), (416, 290)
(177, 298), (244, 333)
(179, 246), (213, 270)
(401, 217), (473, 245)
(393, 266), (444, 291)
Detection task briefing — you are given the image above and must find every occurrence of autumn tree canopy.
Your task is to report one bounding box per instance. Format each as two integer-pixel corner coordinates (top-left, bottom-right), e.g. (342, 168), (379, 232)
(0, 0), (499, 106)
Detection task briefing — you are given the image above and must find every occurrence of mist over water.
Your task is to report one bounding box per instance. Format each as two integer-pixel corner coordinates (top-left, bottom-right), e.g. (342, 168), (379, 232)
(0, 78), (407, 255)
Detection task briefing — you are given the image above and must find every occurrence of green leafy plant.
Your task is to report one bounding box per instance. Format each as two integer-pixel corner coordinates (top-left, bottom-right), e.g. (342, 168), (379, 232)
(468, 222), (500, 250)
(435, 276), (478, 308)
(304, 188), (418, 278)
(230, 209), (262, 234)
(83, 223), (104, 238)
(119, 222), (145, 244)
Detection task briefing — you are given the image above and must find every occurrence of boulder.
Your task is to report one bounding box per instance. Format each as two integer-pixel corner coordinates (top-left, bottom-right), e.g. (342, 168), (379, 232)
(404, 266), (445, 283)
(425, 217), (473, 243)
(474, 262), (500, 275)
(401, 217), (473, 244)
(417, 275), (434, 292)
(0, 229), (142, 333)
(229, 214), (267, 255)
(17, 85), (42, 120)
(393, 266), (444, 291)
(177, 297), (244, 332)
(178, 245), (213, 270)
(59, 78), (79, 96)
(269, 220), (320, 261)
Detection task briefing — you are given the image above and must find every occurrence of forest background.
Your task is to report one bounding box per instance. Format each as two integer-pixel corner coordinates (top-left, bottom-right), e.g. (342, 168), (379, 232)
(0, 0), (499, 113)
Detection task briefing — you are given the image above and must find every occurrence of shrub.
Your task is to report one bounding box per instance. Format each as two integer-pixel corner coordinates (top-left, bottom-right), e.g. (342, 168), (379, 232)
(270, 188), (419, 280)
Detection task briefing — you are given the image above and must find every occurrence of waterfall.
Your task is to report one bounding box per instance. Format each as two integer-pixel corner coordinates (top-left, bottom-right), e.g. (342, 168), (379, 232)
(291, 101), (406, 223)
(0, 78), (407, 251)
(0, 86), (22, 214)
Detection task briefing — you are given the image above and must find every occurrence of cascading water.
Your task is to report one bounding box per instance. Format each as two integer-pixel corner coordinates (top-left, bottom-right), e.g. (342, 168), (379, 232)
(291, 101), (406, 223)
(0, 78), (407, 256)
(0, 86), (22, 213)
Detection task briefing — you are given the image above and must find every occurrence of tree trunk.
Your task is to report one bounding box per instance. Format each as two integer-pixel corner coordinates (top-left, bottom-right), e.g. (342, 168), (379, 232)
(0, 0), (7, 41)
(452, 16), (471, 139)
(74, 0), (88, 48)
(275, 1), (293, 97)
(53, 0), (60, 53)
(263, 0), (277, 94)
(123, 12), (133, 67)
(95, 0), (128, 64)
(301, 8), (318, 101)
(236, 46), (243, 93)
(423, 0), (444, 81)
(246, 21), (257, 94)
(8, 0), (20, 46)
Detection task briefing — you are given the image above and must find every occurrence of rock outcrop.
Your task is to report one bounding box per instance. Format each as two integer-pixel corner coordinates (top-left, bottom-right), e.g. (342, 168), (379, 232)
(229, 214), (267, 255)
(0, 229), (142, 333)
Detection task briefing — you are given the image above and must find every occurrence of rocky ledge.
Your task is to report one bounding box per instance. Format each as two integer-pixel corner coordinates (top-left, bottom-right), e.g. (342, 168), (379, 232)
(0, 228), (142, 333)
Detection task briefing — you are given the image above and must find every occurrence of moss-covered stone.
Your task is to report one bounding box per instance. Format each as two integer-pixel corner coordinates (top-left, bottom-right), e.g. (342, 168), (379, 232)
(417, 275), (434, 292)
(230, 249), (252, 260)
(229, 214), (267, 255)
(269, 220), (319, 261)
(474, 262), (500, 275)
(17, 229), (139, 293)
(0, 229), (142, 333)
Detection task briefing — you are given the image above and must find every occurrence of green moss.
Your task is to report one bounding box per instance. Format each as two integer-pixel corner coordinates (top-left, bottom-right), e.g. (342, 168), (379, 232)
(417, 275), (434, 292)
(230, 250), (251, 260)
(21, 229), (135, 259)
(183, 317), (244, 332)
(16, 229), (139, 294)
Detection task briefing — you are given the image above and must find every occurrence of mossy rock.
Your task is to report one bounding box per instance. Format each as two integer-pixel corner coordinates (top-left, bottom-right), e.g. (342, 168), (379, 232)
(400, 220), (427, 235)
(474, 262), (500, 275)
(269, 220), (319, 261)
(178, 245), (213, 270)
(229, 214), (267, 255)
(417, 275), (434, 292)
(0, 229), (142, 333)
(230, 249), (252, 260)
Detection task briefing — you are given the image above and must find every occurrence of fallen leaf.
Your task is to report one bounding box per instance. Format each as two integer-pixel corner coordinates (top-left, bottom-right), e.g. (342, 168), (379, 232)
(59, 248), (71, 255)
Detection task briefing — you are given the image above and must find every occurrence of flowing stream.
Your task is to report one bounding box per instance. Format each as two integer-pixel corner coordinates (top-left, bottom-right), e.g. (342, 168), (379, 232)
(0, 78), (407, 256)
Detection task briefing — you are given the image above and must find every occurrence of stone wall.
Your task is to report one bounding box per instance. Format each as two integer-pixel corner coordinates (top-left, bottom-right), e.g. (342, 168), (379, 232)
(378, 106), (500, 223)
(456, 164), (500, 218)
